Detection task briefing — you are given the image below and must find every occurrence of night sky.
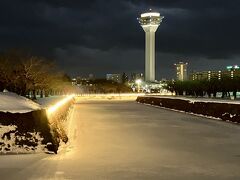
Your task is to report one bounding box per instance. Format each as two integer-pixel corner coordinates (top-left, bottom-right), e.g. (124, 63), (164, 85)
(1, 0), (240, 79)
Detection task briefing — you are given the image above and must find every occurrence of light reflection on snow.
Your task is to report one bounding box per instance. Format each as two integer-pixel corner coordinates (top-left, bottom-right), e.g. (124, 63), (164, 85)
(47, 94), (75, 117)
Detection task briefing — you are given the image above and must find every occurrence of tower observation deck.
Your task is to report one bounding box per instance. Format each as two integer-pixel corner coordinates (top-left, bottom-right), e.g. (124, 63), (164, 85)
(138, 11), (164, 82)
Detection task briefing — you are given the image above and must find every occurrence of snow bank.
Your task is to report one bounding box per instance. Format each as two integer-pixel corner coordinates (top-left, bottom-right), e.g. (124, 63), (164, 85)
(0, 93), (75, 154)
(0, 110), (56, 154)
(0, 92), (41, 113)
(137, 96), (240, 124)
(0, 125), (45, 154)
(146, 95), (240, 105)
(0, 95), (75, 154)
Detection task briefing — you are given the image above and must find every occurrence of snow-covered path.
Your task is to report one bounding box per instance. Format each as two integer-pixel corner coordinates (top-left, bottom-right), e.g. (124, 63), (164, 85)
(1, 100), (240, 179)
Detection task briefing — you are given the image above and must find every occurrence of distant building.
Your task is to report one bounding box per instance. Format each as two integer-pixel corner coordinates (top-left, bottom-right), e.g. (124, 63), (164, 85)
(174, 62), (188, 81)
(190, 65), (240, 80)
(226, 65), (240, 71)
(106, 74), (121, 83)
(190, 71), (221, 80)
(226, 65), (240, 79)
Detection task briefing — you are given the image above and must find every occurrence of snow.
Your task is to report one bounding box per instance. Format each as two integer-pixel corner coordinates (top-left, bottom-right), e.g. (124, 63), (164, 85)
(0, 92), (69, 113)
(145, 95), (240, 105)
(0, 125), (45, 154)
(0, 125), (16, 138)
(0, 92), (41, 113)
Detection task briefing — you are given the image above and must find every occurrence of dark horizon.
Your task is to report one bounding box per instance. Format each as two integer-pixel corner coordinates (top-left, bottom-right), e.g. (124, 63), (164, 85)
(1, 0), (240, 79)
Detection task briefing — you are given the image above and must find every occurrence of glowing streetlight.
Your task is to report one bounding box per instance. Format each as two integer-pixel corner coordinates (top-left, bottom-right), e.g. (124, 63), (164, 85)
(135, 79), (142, 93)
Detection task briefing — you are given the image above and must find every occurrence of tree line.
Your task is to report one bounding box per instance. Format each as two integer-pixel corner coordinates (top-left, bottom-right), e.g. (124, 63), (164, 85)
(166, 77), (240, 99)
(0, 50), (74, 99)
(77, 79), (132, 94)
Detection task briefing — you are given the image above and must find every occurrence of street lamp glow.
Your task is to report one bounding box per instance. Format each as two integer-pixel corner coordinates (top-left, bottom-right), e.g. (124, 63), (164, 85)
(135, 79), (142, 84)
(135, 79), (142, 93)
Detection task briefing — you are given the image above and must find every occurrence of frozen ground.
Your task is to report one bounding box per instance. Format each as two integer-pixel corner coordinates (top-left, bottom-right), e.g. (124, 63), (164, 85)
(0, 92), (41, 113)
(0, 100), (240, 179)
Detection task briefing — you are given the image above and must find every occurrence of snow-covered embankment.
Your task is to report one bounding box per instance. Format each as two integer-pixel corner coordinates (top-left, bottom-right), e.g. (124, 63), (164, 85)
(0, 92), (75, 154)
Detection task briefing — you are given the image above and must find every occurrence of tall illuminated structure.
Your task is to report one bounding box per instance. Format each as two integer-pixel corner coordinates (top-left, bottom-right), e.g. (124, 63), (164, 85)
(174, 62), (188, 81)
(138, 10), (164, 82)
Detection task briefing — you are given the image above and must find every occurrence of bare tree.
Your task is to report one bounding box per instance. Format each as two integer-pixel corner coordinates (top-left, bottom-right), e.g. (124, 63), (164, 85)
(0, 49), (74, 98)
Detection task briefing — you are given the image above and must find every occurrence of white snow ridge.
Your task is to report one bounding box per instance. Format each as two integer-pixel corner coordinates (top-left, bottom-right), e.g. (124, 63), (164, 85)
(0, 92), (41, 113)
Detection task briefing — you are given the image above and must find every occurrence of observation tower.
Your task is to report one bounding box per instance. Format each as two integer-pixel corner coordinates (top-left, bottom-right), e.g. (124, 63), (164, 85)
(138, 10), (164, 82)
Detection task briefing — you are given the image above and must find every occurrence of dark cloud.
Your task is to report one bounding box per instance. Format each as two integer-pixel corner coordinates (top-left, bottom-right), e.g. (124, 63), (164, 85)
(0, 0), (240, 79)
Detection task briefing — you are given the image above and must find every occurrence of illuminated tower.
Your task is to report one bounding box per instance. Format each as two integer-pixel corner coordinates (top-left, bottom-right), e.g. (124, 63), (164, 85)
(138, 10), (164, 82)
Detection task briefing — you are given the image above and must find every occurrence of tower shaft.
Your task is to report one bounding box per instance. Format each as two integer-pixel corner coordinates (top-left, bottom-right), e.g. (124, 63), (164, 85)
(144, 26), (157, 81)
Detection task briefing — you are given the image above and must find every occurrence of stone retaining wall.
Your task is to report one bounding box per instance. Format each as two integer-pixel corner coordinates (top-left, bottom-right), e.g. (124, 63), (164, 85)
(0, 98), (74, 154)
(136, 96), (240, 124)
